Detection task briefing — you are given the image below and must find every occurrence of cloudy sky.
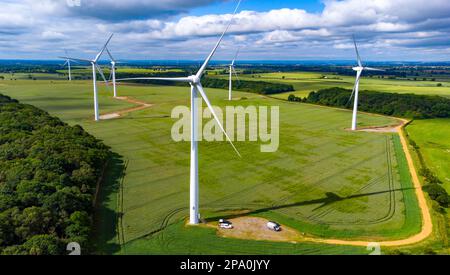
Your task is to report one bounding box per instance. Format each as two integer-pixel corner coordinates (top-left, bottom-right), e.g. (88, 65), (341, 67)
(0, 0), (450, 61)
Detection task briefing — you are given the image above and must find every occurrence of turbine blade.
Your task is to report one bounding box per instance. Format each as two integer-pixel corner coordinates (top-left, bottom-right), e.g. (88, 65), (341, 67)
(347, 84), (357, 105)
(94, 33), (114, 63)
(109, 67), (113, 82)
(196, 0), (242, 79)
(95, 64), (109, 85)
(231, 47), (241, 66)
(106, 47), (115, 62)
(364, 67), (385, 72)
(195, 84), (241, 158)
(353, 35), (362, 67)
(117, 77), (191, 82)
(347, 71), (362, 105)
(59, 57), (92, 64)
(232, 67), (240, 84)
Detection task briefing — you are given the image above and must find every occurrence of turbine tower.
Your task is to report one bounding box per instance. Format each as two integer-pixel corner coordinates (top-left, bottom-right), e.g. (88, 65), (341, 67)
(118, 0), (242, 225)
(350, 36), (384, 131)
(228, 48), (240, 101)
(60, 34), (113, 121)
(106, 48), (118, 98)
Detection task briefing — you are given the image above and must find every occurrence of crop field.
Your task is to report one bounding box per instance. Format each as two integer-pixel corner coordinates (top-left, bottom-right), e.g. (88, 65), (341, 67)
(0, 73), (67, 81)
(0, 77), (422, 255)
(407, 119), (450, 190)
(221, 71), (450, 99)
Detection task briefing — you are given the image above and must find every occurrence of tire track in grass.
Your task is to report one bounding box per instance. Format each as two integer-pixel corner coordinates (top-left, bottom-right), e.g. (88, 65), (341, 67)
(276, 150), (385, 206)
(310, 136), (397, 226)
(307, 172), (389, 222)
(156, 207), (187, 253)
(100, 96), (153, 120)
(204, 136), (383, 211)
(301, 120), (433, 247)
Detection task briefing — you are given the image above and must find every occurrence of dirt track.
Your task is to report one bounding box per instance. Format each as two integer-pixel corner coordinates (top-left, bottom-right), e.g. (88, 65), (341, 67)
(99, 96), (153, 120)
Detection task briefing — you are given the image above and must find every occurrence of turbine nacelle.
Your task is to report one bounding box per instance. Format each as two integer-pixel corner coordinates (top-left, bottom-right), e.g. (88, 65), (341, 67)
(353, 66), (384, 72)
(189, 75), (201, 85)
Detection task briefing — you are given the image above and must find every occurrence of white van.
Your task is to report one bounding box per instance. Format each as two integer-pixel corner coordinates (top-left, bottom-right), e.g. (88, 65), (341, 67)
(267, 221), (281, 232)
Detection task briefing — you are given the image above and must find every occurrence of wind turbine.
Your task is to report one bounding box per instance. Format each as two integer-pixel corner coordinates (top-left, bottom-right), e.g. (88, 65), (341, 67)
(228, 48), (240, 101)
(61, 50), (72, 81)
(106, 48), (118, 98)
(349, 36), (384, 131)
(118, 0), (242, 225)
(60, 34), (113, 121)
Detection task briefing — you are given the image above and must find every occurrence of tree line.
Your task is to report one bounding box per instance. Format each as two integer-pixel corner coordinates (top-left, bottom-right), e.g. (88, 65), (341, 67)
(117, 71), (294, 95)
(202, 77), (294, 95)
(289, 87), (450, 119)
(406, 133), (449, 209)
(0, 94), (111, 255)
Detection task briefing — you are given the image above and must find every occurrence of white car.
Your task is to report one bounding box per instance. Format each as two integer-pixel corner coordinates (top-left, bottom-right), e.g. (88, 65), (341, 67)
(219, 219), (234, 229)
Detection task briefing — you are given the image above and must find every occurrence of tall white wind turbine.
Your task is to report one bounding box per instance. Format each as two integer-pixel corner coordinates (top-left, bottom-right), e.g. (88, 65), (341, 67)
(106, 48), (118, 98)
(60, 34), (113, 121)
(62, 50), (72, 81)
(118, 0), (242, 225)
(350, 36), (384, 131)
(228, 48), (240, 101)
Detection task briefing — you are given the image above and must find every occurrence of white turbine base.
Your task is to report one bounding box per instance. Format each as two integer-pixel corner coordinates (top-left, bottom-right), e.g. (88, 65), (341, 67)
(92, 63), (100, 122)
(112, 64), (117, 98)
(190, 85), (200, 225)
(229, 65), (233, 101)
(351, 71), (362, 131)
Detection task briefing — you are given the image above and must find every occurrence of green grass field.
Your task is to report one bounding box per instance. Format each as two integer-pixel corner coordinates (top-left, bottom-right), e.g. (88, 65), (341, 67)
(223, 72), (450, 99)
(0, 78), (423, 255)
(407, 119), (450, 190)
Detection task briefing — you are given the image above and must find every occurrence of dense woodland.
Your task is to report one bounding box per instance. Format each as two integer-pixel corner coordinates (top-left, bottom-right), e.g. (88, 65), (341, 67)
(0, 94), (111, 255)
(289, 87), (450, 119)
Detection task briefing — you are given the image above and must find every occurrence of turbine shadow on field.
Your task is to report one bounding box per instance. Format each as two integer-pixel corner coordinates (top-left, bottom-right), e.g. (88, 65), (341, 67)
(207, 188), (415, 221)
(92, 152), (126, 255)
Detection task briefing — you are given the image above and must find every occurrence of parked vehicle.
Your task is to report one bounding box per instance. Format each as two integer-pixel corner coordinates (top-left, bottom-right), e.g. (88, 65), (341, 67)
(219, 219), (234, 229)
(267, 221), (281, 232)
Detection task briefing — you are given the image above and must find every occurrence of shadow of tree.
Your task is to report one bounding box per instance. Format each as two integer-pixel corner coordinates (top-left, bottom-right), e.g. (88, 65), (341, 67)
(91, 152), (126, 255)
